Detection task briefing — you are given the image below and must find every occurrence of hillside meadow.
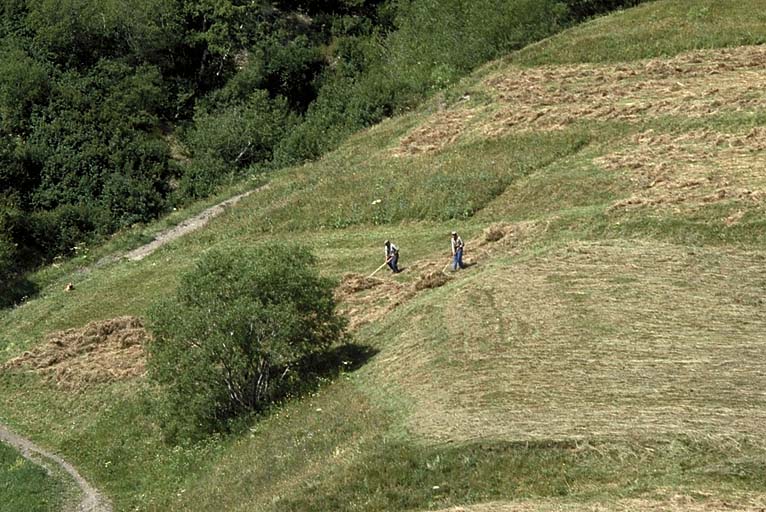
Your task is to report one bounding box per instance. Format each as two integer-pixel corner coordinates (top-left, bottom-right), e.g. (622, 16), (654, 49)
(2, 0), (766, 510)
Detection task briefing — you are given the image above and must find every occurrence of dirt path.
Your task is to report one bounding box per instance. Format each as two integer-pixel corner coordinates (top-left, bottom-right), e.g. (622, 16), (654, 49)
(0, 189), (269, 510)
(0, 423), (112, 512)
(124, 185), (266, 262)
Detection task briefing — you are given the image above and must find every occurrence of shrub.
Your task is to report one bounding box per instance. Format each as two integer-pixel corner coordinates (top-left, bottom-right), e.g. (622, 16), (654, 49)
(147, 245), (347, 441)
(0, 45), (50, 135)
(563, 0), (649, 22)
(0, 202), (37, 306)
(184, 90), (297, 180)
(174, 153), (231, 201)
(29, 203), (102, 258)
(281, 0), (571, 165)
(0, 234), (17, 284)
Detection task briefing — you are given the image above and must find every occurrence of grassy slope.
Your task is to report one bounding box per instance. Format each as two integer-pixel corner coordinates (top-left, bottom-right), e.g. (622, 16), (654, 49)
(0, 443), (64, 512)
(2, 0), (766, 510)
(513, 0), (766, 65)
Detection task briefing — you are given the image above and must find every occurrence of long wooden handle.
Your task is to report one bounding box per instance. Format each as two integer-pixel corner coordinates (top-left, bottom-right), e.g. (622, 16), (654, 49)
(369, 260), (389, 278)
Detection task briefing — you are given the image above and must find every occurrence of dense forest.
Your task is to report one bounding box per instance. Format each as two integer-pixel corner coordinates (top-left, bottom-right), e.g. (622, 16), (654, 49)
(0, 0), (644, 303)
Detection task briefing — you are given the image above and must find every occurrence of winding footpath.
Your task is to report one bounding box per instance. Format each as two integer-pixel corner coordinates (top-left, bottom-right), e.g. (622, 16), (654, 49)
(1, 185), (268, 511)
(124, 185), (264, 261)
(0, 424), (112, 512)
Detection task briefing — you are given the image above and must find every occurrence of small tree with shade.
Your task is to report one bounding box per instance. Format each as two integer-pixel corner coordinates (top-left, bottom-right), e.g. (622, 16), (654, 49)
(147, 244), (346, 441)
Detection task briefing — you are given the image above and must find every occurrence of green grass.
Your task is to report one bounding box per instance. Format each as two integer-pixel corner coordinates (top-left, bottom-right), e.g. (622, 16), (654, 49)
(514, 0), (766, 66)
(0, 443), (64, 512)
(2, 1), (766, 511)
(219, 128), (591, 233)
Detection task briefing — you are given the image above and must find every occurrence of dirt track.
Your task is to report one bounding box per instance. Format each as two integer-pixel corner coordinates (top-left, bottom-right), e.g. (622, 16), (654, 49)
(0, 188), (269, 512)
(124, 185), (266, 261)
(0, 424), (112, 512)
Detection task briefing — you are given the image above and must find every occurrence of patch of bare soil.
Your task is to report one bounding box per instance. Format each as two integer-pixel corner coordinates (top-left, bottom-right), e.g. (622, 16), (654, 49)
(2, 316), (149, 390)
(393, 45), (766, 155)
(599, 127), (766, 212)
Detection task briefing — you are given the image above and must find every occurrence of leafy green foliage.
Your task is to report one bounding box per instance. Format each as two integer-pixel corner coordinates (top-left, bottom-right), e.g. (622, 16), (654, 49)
(180, 90), (297, 198)
(147, 245), (347, 441)
(277, 0), (571, 165)
(0, 233), (18, 288)
(0, 200), (37, 306)
(0, 45), (49, 135)
(0, 0), (639, 292)
(24, 61), (172, 244)
(563, 0), (649, 21)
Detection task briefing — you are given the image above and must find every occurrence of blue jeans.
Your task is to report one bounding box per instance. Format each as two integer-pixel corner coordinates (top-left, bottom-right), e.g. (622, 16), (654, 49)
(452, 248), (464, 270)
(387, 254), (399, 272)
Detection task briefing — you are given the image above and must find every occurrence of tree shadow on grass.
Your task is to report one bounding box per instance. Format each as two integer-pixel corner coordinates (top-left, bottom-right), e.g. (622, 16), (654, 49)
(226, 343), (378, 436)
(0, 276), (39, 310)
(269, 343), (378, 406)
(285, 343), (379, 392)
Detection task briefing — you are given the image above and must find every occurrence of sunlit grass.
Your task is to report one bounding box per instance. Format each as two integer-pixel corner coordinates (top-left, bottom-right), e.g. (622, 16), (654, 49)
(2, 1), (766, 511)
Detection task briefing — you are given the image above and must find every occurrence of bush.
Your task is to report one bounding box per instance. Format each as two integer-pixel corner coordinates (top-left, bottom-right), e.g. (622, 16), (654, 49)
(0, 202), (37, 306)
(280, 0), (571, 165)
(563, 0), (649, 22)
(0, 233), (18, 284)
(29, 203), (102, 258)
(147, 245), (347, 441)
(189, 90), (296, 166)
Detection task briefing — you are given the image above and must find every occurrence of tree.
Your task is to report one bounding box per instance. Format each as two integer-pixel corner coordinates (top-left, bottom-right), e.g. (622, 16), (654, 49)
(563, 0), (647, 21)
(147, 245), (347, 441)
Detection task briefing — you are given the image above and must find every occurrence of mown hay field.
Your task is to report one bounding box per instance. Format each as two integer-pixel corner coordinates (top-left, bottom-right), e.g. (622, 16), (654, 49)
(3, 3), (766, 511)
(362, 240), (766, 444)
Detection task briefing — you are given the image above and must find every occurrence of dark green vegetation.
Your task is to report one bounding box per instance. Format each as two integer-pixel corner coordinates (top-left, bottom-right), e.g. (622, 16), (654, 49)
(0, 0), (643, 306)
(3, 1), (766, 511)
(147, 245), (347, 441)
(0, 442), (63, 512)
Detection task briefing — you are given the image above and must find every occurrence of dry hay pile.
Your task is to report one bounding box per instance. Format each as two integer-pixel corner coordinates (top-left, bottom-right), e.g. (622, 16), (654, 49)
(336, 273), (412, 330)
(2, 316), (149, 390)
(393, 108), (479, 156)
(414, 271), (449, 291)
(336, 273), (384, 295)
(392, 45), (766, 155)
(599, 127), (766, 212)
(482, 45), (766, 137)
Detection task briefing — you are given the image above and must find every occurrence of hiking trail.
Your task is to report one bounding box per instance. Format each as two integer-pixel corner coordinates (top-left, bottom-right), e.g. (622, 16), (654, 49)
(0, 188), (269, 511)
(124, 185), (266, 262)
(0, 423), (112, 512)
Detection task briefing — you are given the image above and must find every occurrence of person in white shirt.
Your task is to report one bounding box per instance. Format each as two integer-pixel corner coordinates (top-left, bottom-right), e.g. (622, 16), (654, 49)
(450, 231), (465, 270)
(384, 240), (400, 273)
